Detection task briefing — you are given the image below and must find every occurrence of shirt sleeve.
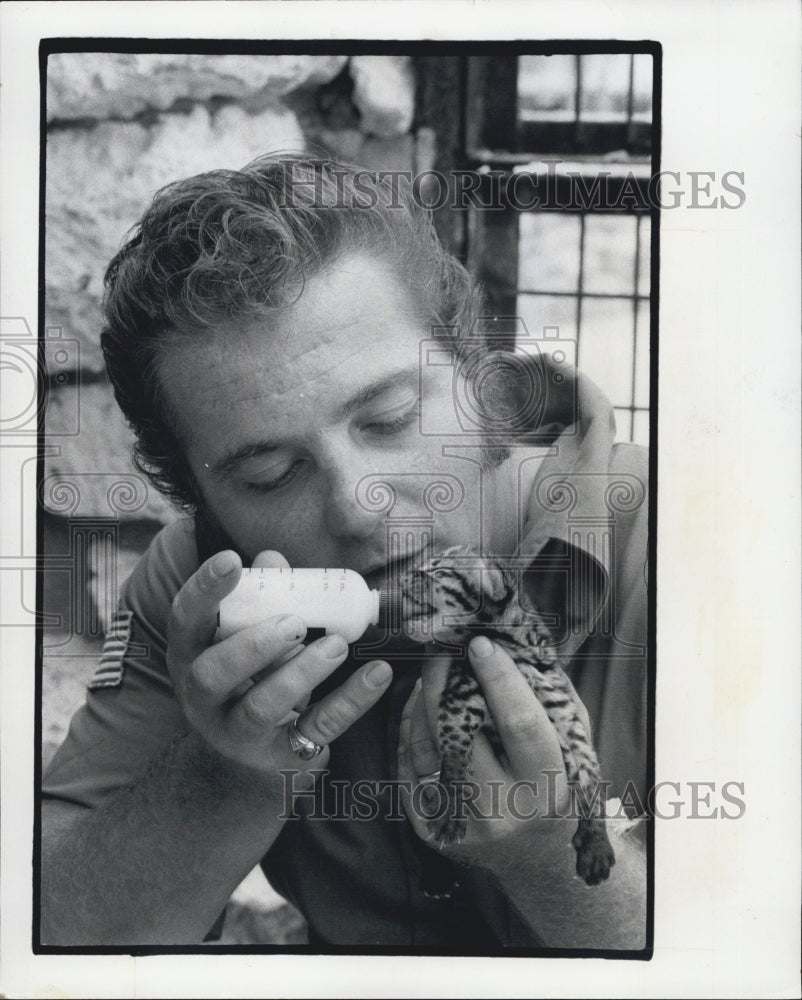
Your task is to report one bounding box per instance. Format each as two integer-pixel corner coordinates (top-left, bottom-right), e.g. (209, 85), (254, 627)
(520, 437), (649, 809)
(571, 442), (649, 808)
(42, 518), (199, 810)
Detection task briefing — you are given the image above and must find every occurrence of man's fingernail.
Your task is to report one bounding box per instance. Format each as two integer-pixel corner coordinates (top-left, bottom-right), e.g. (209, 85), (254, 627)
(211, 551), (237, 577)
(320, 634), (348, 658)
(365, 661), (392, 688)
(421, 783), (440, 812)
(471, 635), (494, 658)
(277, 615), (306, 641)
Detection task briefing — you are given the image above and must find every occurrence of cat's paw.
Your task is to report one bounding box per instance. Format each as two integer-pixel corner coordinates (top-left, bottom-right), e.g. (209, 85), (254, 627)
(426, 779), (468, 846)
(572, 819), (616, 885)
(427, 810), (467, 847)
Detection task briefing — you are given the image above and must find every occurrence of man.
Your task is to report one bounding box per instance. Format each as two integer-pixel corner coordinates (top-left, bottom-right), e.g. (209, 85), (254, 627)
(41, 155), (648, 949)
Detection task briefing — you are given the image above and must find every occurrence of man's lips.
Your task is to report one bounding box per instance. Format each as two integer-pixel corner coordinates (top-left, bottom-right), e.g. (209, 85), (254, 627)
(361, 546), (429, 587)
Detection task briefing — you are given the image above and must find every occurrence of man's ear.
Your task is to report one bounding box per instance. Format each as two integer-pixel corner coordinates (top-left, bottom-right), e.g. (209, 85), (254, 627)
(482, 348), (579, 436)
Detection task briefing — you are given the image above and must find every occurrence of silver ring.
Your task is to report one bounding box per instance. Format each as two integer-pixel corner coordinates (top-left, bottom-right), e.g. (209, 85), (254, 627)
(417, 769), (441, 785)
(288, 718), (326, 761)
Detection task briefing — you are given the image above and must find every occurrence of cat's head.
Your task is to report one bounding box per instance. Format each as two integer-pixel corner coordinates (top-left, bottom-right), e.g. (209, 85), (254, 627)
(398, 544), (515, 644)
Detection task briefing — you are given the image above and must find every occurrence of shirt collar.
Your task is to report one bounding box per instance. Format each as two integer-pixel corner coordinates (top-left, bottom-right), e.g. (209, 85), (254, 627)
(518, 354), (618, 573)
(515, 356), (620, 652)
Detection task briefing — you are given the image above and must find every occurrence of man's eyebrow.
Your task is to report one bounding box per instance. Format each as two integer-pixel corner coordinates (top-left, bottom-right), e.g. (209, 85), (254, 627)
(337, 367), (419, 419)
(211, 441), (281, 476)
(210, 367), (421, 476)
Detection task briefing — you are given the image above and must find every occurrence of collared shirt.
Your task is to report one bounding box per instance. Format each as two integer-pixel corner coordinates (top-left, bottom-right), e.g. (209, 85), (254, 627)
(43, 361), (648, 948)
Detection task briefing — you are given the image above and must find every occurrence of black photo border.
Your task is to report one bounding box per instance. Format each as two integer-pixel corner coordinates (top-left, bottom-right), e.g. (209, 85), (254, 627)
(33, 36), (661, 961)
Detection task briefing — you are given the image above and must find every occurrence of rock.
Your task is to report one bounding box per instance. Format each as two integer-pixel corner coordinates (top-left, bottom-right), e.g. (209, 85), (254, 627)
(222, 867), (307, 944)
(43, 381), (175, 524)
(212, 101), (306, 161)
(359, 134), (415, 173)
(45, 287), (105, 373)
(46, 102), (305, 309)
(314, 65), (360, 130)
(414, 126), (437, 174)
(350, 56), (415, 138)
(316, 127), (365, 164)
(230, 866), (287, 913)
(219, 899), (307, 945)
(47, 53), (348, 121)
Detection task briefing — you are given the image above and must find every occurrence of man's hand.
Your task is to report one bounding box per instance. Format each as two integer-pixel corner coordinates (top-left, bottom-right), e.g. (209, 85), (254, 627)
(40, 547), (395, 946)
(397, 636), (587, 871)
(167, 548), (393, 789)
(398, 637), (647, 949)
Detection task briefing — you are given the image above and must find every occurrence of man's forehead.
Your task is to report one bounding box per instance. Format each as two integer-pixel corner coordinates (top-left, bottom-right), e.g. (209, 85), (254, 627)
(210, 256), (425, 358)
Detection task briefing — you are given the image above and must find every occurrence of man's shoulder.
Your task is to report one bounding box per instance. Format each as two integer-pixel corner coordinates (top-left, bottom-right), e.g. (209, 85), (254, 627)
(121, 517), (199, 638)
(606, 443), (649, 579)
(609, 441), (649, 476)
(608, 442), (649, 515)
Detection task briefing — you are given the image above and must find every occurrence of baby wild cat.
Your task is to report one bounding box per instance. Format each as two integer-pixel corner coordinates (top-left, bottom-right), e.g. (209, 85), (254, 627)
(398, 545), (615, 886)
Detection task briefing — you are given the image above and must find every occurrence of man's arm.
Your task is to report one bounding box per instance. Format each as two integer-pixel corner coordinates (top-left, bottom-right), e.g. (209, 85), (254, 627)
(487, 813), (646, 950)
(398, 640), (646, 951)
(41, 549), (393, 945)
(42, 732), (290, 945)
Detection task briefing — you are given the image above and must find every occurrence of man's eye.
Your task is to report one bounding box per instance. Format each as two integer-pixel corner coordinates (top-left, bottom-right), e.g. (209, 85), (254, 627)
(364, 404), (420, 436)
(241, 460), (304, 494)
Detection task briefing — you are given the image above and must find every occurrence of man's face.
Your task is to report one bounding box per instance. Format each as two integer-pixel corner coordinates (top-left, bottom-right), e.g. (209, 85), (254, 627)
(158, 254), (518, 580)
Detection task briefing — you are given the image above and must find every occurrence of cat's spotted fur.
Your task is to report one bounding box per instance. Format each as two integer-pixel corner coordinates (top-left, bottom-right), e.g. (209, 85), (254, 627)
(398, 545), (615, 887)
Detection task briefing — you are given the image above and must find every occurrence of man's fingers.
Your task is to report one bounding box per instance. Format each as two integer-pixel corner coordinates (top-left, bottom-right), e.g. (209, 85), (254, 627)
(168, 550), (242, 660)
(467, 637), (565, 779)
(416, 642), (579, 785)
(419, 653), (451, 740)
(234, 636), (381, 730)
(252, 550), (291, 569)
(407, 683), (440, 778)
(292, 659), (393, 746)
(190, 615), (307, 704)
(471, 731), (511, 783)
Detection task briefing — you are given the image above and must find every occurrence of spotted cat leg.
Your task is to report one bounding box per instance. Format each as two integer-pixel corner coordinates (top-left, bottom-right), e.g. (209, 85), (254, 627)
(430, 659), (487, 846)
(570, 817), (616, 885)
(556, 715), (616, 883)
(514, 659), (616, 884)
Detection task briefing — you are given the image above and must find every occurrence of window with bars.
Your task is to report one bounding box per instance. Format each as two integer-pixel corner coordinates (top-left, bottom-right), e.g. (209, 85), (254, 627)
(459, 51), (656, 446)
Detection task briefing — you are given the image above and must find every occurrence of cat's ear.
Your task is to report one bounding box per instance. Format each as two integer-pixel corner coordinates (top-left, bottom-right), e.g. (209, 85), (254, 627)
(439, 543), (474, 560)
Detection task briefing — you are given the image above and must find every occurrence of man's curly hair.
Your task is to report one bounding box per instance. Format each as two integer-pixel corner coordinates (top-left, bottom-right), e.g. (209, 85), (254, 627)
(101, 153), (487, 512)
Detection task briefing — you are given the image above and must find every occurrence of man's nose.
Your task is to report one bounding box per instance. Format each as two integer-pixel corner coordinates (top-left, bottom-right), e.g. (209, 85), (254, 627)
(321, 448), (387, 541)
